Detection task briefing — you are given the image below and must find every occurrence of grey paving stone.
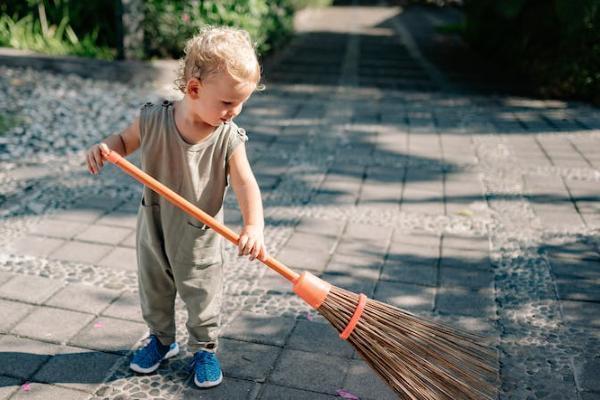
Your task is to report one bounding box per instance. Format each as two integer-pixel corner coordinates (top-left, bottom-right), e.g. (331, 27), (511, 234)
(101, 291), (143, 322)
(391, 231), (440, 247)
(74, 225), (133, 245)
(0, 274), (64, 304)
(95, 210), (137, 229)
(574, 356), (600, 393)
(32, 346), (121, 393)
(276, 247), (331, 274)
(49, 241), (113, 264)
(0, 375), (20, 399)
(260, 384), (337, 400)
(221, 312), (295, 347)
(380, 262), (437, 286)
(49, 208), (105, 224)
(295, 217), (345, 238)
(344, 222), (392, 243)
(96, 246), (137, 271)
(269, 349), (349, 395)
(0, 335), (63, 379)
(285, 232), (337, 254)
(374, 281), (435, 314)
(286, 319), (354, 358)
(549, 259), (600, 282)
(182, 377), (258, 399)
(45, 283), (122, 315)
(68, 317), (147, 354)
(10, 382), (90, 400)
(335, 238), (387, 260)
(440, 248), (491, 271)
(12, 307), (95, 344)
(443, 234), (489, 252)
(0, 299), (34, 332)
(119, 231), (136, 248)
(7, 235), (66, 258)
(342, 359), (398, 400)
(439, 265), (494, 290)
(71, 195), (123, 211)
(0, 271), (16, 286)
(436, 287), (495, 318)
(556, 279), (600, 302)
(28, 219), (88, 240)
(561, 300), (600, 328)
(218, 338), (280, 381)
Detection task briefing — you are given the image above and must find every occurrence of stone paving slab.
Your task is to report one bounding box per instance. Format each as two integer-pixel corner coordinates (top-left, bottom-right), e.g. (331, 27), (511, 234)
(68, 316), (147, 354)
(0, 274), (64, 305)
(32, 346), (122, 393)
(0, 335), (64, 379)
(218, 338), (281, 382)
(221, 312), (296, 347)
(10, 382), (90, 400)
(12, 307), (95, 345)
(45, 283), (123, 315)
(268, 349), (349, 395)
(0, 299), (34, 332)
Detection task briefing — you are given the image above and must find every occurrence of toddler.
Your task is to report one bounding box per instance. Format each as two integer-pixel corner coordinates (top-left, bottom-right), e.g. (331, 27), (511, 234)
(85, 26), (266, 388)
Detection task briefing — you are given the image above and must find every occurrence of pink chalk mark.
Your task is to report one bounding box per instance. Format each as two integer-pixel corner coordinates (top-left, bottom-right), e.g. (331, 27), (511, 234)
(94, 322), (104, 328)
(336, 389), (360, 399)
(21, 382), (31, 392)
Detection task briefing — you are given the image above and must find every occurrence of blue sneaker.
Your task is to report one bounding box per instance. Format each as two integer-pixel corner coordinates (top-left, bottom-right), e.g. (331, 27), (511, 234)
(130, 335), (179, 373)
(192, 350), (223, 388)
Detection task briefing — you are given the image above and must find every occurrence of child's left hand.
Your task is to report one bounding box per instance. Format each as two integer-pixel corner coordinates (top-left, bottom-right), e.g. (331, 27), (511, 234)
(238, 225), (267, 261)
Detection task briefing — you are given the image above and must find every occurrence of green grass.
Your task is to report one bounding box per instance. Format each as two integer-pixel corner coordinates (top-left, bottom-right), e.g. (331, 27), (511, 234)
(0, 12), (115, 60)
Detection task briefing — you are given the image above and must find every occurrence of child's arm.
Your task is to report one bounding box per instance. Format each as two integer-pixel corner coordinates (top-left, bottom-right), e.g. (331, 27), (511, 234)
(228, 144), (267, 261)
(86, 117), (141, 175)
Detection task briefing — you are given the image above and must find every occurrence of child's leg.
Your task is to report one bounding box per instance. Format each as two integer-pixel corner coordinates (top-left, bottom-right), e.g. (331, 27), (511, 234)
(173, 260), (223, 352)
(137, 218), (177, 346)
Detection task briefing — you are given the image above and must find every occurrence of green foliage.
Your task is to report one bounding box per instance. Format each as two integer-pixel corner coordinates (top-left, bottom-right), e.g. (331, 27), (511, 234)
(143, 0), (296, 59)
(0, 0), (334, 61)
(0, 12), (115, 59)
(464, 0), (600, 103)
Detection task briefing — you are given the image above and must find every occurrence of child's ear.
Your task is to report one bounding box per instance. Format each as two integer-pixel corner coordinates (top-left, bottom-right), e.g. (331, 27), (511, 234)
(186, 78), (201, 99)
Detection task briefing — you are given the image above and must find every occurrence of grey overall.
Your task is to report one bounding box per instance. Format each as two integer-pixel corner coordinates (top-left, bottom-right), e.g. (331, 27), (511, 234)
(136, 101), (247, 351)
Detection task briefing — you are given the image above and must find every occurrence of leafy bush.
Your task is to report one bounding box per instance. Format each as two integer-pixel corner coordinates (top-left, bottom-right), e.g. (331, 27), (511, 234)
(1, 0), (333, 61)
(464, 0), (600, 103)
(0, 0), (116, 59)
(143, 0), (296, 59)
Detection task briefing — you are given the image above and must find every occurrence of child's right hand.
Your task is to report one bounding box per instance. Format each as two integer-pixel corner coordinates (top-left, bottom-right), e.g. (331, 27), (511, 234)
(86, 143), (110, 175)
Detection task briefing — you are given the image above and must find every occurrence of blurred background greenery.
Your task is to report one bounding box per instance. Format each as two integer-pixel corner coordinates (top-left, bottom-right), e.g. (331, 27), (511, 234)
(0, 0), (598, 103)
(463, 0), (599, 104)
(0, 0), (332, 60)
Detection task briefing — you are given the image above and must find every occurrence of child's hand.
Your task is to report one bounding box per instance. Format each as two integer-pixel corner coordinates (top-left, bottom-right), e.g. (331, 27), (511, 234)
(238, 225), (267, 261)
(86, 143), (110, 175)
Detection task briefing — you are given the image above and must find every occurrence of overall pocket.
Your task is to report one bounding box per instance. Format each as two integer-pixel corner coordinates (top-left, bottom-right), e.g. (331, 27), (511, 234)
(173, 221), (222, 266)
(137, 197), (162, 246)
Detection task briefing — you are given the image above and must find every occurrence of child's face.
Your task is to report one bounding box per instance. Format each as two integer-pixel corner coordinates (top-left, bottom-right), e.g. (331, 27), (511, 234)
(188, 71), (255, 127)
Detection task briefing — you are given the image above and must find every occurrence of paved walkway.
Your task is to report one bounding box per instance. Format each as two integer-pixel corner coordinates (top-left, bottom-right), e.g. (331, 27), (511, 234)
(1, 3), (599, 400)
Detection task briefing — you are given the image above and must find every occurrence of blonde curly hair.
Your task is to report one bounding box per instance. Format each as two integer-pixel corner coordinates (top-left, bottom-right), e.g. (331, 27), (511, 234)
(175, 26), (262, 93)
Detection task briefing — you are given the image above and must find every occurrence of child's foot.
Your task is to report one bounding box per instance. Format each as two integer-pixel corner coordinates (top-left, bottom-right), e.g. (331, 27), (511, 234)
(192, 350), (223, 388)
(130, 335), (179, 373)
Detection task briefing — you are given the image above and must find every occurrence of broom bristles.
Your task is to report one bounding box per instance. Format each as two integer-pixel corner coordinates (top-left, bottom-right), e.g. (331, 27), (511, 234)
(318, 286), (498, 400)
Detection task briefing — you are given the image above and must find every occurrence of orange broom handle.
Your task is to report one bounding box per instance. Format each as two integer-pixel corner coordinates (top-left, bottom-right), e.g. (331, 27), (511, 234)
(103, 150), (300, 283)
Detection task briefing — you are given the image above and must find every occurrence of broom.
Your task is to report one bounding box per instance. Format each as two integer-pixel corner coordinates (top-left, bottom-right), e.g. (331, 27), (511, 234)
(103, 150), (498, 399)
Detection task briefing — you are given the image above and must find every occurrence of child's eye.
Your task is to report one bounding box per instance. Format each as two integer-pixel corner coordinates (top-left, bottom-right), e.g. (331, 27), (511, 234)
(222, 101), (232, 106)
